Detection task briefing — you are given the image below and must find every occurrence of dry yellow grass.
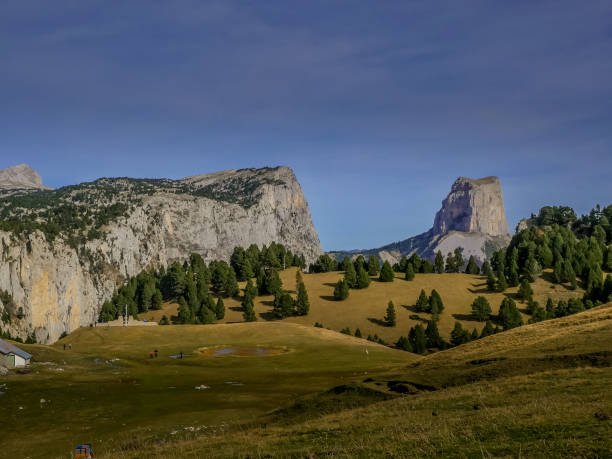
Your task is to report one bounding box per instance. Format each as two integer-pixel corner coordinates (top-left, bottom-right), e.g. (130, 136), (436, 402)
(142, 267), (584, 343)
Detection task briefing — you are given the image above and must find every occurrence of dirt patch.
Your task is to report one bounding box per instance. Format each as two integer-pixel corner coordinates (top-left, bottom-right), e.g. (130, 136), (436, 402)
(197, 346), (290, 357)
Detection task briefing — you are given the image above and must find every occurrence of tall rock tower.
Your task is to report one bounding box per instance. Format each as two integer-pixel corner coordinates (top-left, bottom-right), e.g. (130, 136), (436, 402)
(432, 177), (509, 237)
(331, 175), (511, 266)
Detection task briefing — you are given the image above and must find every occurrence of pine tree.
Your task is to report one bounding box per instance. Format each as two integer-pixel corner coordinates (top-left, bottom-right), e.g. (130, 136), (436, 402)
(296, 270), (303, 292)
(296, 281), (310, 315)
(518, 279), (534, 302)
(450, 321), (470, 346)
(342, 256), (352, 272)
(508, 267), (519, 287)
(242, 294), (257, 322)
(367, 255), (380, 276)
(396, 335), (412, 352)
(405, 263), (415, 281)
(545, 297), (555, 319)
(177, 296), (194, 324)
(470, 328), (479, 340)
(434, 251), (444, 274)
(481, 261), (492, 277)
(409, 324), (427, 354)
(244, 279), (258, 299)
(453, 248), (464, 272)
(344, 262), (357, 288)
(486, 271), (497, 291)
(496, 271), (507, 292)
(354, 328), (362, 338)
(465, 256), (480, 275)
(425, 320), (443, 348)
(421, 260), (434, 273)
(214, 297), (225, 320)
(356, 265), (371, 289)
(429, 289), (444, 314)
(480, 320), (494, 338)
(384, 301), (396, 326)
(415, 289), (430, 312)
(273, 291), (295, 318)
(379, 261), (395, 282)
(471, 296), (492, 321)
(498, 297), (523, 330)
(333, 279), (349, 301)
(445, 252), (456, 273)
(151, 289), (163, 310)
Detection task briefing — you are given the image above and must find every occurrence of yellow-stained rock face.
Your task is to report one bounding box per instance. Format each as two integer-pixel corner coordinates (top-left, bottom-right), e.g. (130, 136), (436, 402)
(30, 271), (59, 329)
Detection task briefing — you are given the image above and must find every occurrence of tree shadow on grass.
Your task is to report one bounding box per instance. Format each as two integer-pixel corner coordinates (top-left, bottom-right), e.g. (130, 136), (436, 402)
(367, 317), (388, 327)
(323, 282), (338, 287)
(320, 295), (337, 301)
(229, 306), (243, 312)
(261, 300), (275, 307)
(402, 304), (419, 313)
(259, 311), (278, 321)
(468, 286), (491, 294)
(452, 313), (481, 322)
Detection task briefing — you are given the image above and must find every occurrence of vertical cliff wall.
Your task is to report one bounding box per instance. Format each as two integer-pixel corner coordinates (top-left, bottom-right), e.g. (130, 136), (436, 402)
(0, 166), (322, 343)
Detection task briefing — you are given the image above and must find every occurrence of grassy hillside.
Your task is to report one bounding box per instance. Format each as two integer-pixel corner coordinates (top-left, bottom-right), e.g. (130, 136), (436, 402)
(143, 267), (584, 343)
(100, 304), (612, 458)
(0, 323), (414, 459)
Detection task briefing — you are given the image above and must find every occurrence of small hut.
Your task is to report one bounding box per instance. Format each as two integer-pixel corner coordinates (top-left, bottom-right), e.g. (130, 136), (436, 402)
(0, 338), (32, 369)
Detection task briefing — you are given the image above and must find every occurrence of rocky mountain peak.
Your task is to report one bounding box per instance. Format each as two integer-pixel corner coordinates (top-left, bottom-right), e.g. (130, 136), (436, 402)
(0, 164), (52, 190)
(432, 175), (509, 237)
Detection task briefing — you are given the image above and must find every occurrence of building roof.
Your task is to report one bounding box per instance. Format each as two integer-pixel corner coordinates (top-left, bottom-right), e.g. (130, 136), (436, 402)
(0, 338), (32, 360)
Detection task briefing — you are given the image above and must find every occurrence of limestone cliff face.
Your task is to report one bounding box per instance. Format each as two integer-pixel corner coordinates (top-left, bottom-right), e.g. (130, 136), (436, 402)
(0, 164), (52, 191)
(0, 166), (322, 343)
(432, 177), (509, 237)
(331, 176), (511, 266)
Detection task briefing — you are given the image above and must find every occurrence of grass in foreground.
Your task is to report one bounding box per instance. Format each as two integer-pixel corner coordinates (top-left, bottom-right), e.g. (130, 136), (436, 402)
(0, 323), (414, 459)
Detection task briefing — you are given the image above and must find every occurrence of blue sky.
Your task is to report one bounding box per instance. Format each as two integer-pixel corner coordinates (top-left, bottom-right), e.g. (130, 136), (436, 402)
(1, 1), (611, 251)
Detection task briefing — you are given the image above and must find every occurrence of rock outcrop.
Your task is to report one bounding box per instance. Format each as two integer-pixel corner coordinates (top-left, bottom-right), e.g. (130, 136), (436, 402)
(0, 164), (52, 191)
(0, 166), (322, 343)
(331, 176), (511, 266)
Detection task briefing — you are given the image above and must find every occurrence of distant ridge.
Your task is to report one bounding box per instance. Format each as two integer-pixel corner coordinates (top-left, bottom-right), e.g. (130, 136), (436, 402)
(0, 164), (52, 191)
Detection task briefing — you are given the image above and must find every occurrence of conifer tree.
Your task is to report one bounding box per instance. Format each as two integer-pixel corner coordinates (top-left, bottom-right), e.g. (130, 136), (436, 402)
(244, 279), (258, 299)
(242, 294), (257, 322)
(177, 296), (194, 324)
(425, 320), (443, 348)
(409, 324), (427, 354)
(496, 271), (507, 292)
(480, 320), (494, 338)
(384, 301), (396, 326)
(354, 328), (362, 338)
(453, 248), (464, 272)
(470, 328), (479, 341)
(396, 335), (412, 352)
(498, 297), (523, 330)
(296, 281), (310, 316)
(465, 256), (480, 275)
(356, 265), (371, 289)
(434, 251), (444, 273)
(445, 252), (456, 273)
(471, 296), (492, 321)
(215, 297), (225, 320)
(333, 279), (349, 300)
(379, 261), (395, 282)
(367, 255), (380, 276)
(421, 260), (434, 273)
(344, 262), (357, 288)
(404, 263), (415, 281)
(415, 289), (430, 312)
(545, 297), (555, 319)
(450, 321), (470, 346)
(429, 289), (444, 314)
(518, 278), (534, 302)
(486, 271), (497, 291)
(481, 261), (492, 277)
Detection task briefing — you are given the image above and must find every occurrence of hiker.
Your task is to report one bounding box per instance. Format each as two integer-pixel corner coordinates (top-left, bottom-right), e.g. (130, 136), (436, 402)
(179, 351), (183, 359)
(69, 343), (72, 350)
(154, 349), (158, 358)
(149, 352), (153, 359)
(63, 344), (66, 351)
